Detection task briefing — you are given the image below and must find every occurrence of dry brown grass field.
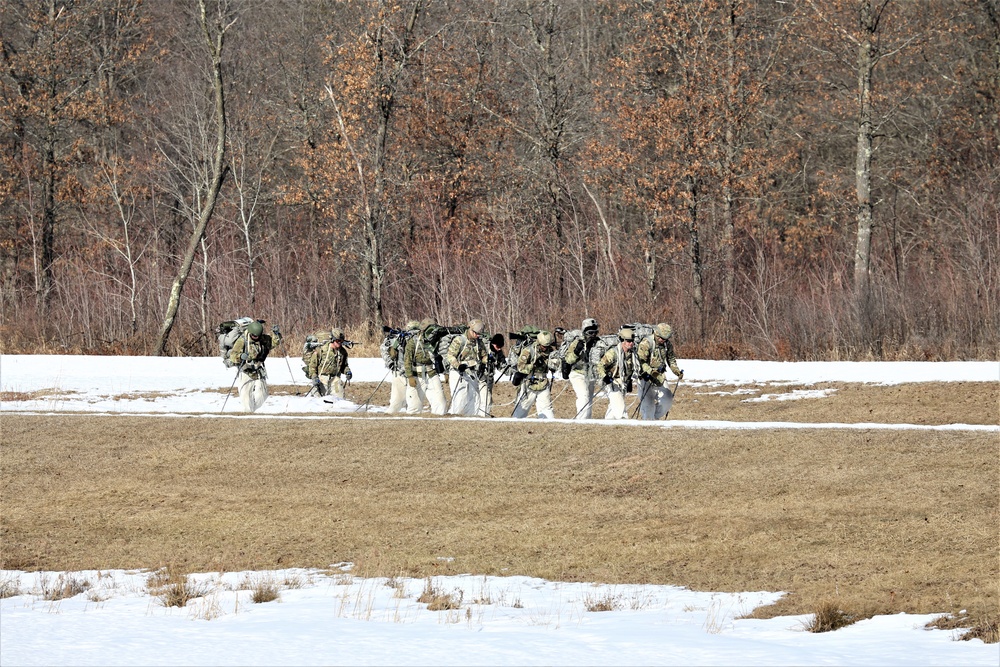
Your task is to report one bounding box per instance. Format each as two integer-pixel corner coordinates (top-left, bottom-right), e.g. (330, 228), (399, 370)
(2, 380), (997, 638)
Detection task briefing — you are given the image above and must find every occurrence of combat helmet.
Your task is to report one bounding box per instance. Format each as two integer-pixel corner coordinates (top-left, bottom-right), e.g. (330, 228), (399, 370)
(536, 330), (555, 347)
(654, 323), (673, 340)
(247, 321), (263, 337)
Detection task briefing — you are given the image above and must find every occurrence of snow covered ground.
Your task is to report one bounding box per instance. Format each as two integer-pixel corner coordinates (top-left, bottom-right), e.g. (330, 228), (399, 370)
(1, 355), (998, 666)
(1, 354), (997, 427)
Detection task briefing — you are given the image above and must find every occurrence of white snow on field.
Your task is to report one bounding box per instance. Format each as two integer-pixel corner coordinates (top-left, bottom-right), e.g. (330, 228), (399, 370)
(1, 355), (996, 424)
(1, 354), (998, 666)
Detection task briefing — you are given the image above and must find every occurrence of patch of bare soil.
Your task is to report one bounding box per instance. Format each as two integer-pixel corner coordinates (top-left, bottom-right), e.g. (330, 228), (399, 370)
(2, 412), (996, 633)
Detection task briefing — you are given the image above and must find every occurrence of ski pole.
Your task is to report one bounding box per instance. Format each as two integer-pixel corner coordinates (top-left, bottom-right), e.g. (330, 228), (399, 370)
(445, 372), (466, 414)
(354, 370), (391, 412)
(510, 380), (526, 417)
(573, 377), (607, 420)
(221, 362), (244, 413)
(632, 376), (652, 419)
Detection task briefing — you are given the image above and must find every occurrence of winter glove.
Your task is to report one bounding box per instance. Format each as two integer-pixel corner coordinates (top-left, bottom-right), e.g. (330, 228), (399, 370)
(638, 371), (650, 382)
(512, 371), (526, 387)
(407, 376), (417, 388)
(625, 378), (634, 393)
(561, 361), (571, 379)
(650, 371), (664, 385)
(272, 324), (281, 335)
(602, 374), (613, 386)
(677, 370), (684, 380)
(457, 363), (468, 373)
(345, 369), (352, 381)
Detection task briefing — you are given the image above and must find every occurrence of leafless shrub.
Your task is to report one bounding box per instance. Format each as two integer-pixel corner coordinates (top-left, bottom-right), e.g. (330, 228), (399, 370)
(40, 574), (90, 601)
(250, 578), (281, 604)
(0, 575), (22, 599)
(805, 601), (859, 633)
(147, 568), (208, 608)
(417, 577), (463, 611)
(584, 590), (622, 612)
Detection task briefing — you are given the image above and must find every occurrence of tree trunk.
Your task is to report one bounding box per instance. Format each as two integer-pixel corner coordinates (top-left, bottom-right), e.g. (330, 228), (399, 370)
(686, 175), (705, 340)
(37, 139), (56, 315)
(153, 0), (228, 356)
(720, 0), (738, 326)
(853, 0), (877, 301)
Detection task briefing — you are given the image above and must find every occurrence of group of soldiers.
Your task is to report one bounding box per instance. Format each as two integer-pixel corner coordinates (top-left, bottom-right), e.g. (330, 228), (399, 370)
(378, 317), (684, 420)
(218, 316), (684, 419)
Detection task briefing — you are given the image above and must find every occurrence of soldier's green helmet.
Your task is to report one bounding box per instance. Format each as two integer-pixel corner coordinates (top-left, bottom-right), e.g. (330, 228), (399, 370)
(247, 321), (263, 337)
(619, 327), (635, 342)
(330, 328), (345, 341)
(582, 318), (598, 334)
(654, 323), (673, 340)
(405, 319), (421, 331)
(536, 330), (555, 347)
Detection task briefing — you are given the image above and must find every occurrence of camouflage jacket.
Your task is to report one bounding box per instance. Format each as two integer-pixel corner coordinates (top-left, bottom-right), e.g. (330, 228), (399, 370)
(229, 333), (274, 379)
(516, 342), (553, 391)
(563, 333), (599, 374)
(404, 330), (438, 378)
(636, 335), (681, 383)
(597, 344), (636, 384)
(308, 342), (350, 378)
(446, 331), (487, 374)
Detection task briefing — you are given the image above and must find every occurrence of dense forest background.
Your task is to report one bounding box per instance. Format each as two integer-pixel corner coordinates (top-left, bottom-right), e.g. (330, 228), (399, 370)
(2, 0), (998, 360)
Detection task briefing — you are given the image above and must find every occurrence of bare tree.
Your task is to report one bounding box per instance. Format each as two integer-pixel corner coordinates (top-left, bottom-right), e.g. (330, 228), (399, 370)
(153, 0), (233, 356)
(322, 0), (431, 336)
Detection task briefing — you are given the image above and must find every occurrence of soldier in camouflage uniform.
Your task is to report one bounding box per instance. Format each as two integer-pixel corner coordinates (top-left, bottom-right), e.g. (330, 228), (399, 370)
(481, 332), (506, 416)
(512, 330), (557, 419)
(403, 318), (447, 415)
(308, 328), (353, 399)
(596, 327), (637, 420)
(446, 319), (489, 416)
(228, 320), (281, 413)
(386, 320), (420, 413)
(635, 322), (684, 420)
(563, 318), (600, 419)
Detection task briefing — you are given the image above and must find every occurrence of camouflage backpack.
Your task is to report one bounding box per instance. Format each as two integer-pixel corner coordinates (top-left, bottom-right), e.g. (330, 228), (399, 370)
(379, 326), (413, 373)
(435, 325), (470, 371)
(551, 328), (585, 376)
(301, 330), (332, 378)
(216, 317), (256, 367)
(505, 325), (542, 369)
(588, 334), (624, 381)
(622, 322), (655, 343)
